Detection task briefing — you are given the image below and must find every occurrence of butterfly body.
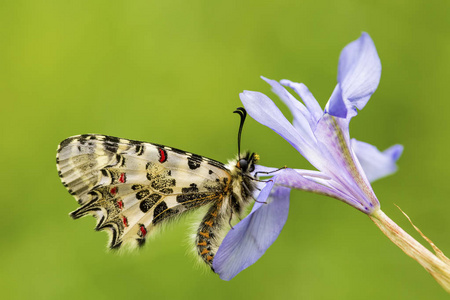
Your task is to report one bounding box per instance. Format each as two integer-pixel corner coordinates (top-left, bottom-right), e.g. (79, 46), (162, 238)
(56, 134), (258, 268)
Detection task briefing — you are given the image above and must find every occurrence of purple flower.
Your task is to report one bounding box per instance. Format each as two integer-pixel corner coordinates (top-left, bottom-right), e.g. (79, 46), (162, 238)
(213, 33), (403, 280)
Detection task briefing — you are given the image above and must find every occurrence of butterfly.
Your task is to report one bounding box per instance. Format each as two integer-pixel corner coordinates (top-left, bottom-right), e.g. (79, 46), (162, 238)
(56, 108), (260, 270)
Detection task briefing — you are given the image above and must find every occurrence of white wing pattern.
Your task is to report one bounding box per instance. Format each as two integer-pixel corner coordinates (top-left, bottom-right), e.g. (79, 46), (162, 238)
(56, 134), (258, 268)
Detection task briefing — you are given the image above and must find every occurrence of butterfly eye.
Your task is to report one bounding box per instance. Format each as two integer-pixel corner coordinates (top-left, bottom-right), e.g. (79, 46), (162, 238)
(238, 158), (248, 171)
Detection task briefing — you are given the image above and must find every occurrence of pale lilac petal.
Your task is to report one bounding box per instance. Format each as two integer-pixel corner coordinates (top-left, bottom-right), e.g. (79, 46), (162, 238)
(338, 32), (381, 112)
(213, 180), (290, 280)
(240, 91), (301, 148)
(280, 80), (323, 124)
(261, 76), (316, 144)
(294, 169), (332, 180)
(241, 91), (322, 169)
(313, 114), (357, 181)
(351, 139), (404, 182)
(383, 144), (404, 161)
(314, 115), (379, 212)
(275, 169), (367, 212)
(261, 77), (310, 120)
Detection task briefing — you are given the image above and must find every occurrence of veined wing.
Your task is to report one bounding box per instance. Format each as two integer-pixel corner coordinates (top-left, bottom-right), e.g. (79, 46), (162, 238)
(56, 134), (232, 248)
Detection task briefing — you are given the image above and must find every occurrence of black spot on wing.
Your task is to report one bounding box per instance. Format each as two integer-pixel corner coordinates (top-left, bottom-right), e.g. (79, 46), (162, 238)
(159, 188), (173, 195)
(150, 178), (176, 191)
(140, 194), (161, 213)
(188, 154), (202, 170)
(176, 183), (215, 208)
(132, 184), (143, 190)
(152, 199), (182, 225)
(115, 154), (126, 167)
(78, 134), (91, 145)
(176, 183), (199, 203)
(136, 189), (150, 200)
(103, 136), (120, 153)
(134, 144), (144, 156)
(153, 201), (168, 222)
(153, 208), (179, 225)
(104, 135), (121, 143)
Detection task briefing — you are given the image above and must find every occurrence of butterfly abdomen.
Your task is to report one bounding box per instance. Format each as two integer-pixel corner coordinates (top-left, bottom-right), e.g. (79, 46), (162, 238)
(194, 156), (258, 268)
(195, 200), (226, 267)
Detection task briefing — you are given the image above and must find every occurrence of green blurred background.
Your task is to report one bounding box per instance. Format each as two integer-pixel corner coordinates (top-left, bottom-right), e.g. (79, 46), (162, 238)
(1, 0), (450, 299)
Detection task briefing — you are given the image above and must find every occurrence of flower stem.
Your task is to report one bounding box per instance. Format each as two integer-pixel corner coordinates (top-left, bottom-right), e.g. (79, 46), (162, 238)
(369, 209), (450, 292)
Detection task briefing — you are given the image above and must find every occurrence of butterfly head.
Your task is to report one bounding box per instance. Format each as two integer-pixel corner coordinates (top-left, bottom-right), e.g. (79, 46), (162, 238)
(236, 152), (259, 174)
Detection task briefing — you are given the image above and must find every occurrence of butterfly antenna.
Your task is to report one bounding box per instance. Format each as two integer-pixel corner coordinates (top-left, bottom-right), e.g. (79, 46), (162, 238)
(233, 107), (247, 158)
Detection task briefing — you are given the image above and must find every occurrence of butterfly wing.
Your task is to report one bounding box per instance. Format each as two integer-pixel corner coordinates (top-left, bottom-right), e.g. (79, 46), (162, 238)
(56, 134), (232, 249)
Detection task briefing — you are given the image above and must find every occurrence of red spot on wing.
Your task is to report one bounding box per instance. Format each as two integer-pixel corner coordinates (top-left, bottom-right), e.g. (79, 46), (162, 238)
(139, 225), (147, 237)
(158, 148), (167, 163)
(122, 216), (128, 227)
(110, 187), (117, 195)
(117, 200), (124, 210)
(119, 173), (125, 183)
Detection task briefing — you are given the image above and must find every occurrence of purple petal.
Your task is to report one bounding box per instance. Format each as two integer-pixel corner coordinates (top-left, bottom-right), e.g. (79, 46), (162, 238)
(261, 77), (310, 120)
(260, 76), (316, 144)
(327, 33), (381, 118)
(338, 32), (381, 110)
(326, 84), (347, 118)
(313, 115), (379, 212)
(240, 91), (322, 169)
(274, 169), (368, 212)
(280, 79), (323, 125)
(240, 91), (298, 146)
(213, 180), (290, 281)
(351, 139), (404, 182)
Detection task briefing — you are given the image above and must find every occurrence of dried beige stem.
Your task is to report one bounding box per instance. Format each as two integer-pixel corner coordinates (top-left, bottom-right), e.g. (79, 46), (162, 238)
(369, 209), (450, 292)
